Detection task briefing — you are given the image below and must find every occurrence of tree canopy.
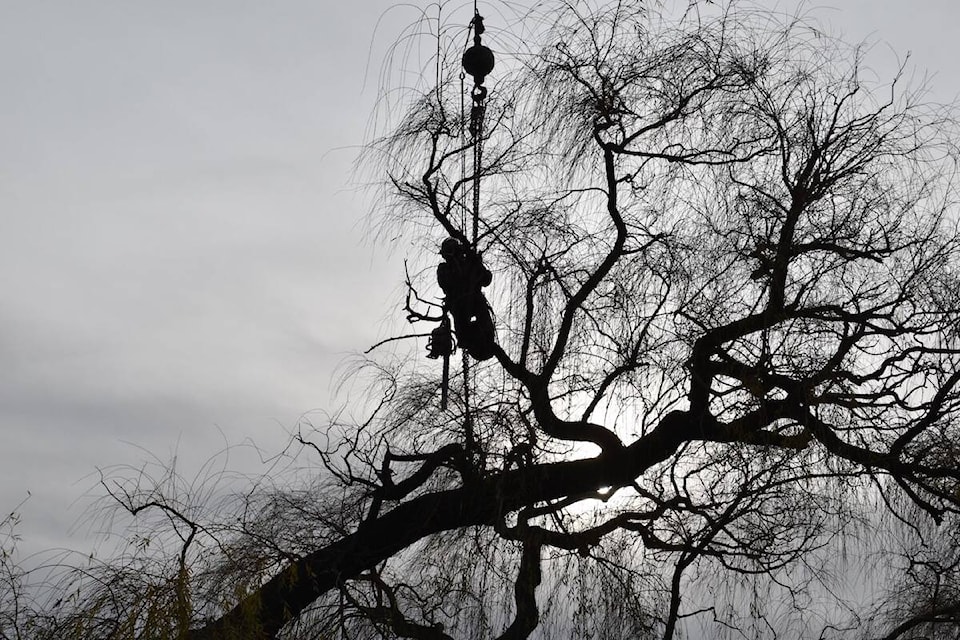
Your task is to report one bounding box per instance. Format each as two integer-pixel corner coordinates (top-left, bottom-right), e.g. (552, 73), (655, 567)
(4, 2), (960, 639)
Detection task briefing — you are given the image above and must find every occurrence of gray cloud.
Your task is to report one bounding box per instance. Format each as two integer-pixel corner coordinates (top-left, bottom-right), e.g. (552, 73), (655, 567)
(2, 0), (959, 560)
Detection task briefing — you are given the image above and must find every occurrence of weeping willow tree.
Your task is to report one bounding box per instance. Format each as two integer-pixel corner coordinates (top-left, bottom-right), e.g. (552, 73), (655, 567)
(8, 2), (960, 639)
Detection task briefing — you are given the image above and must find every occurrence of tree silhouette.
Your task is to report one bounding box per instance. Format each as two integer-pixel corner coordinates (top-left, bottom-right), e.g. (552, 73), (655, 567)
(7, 2), (960, 639)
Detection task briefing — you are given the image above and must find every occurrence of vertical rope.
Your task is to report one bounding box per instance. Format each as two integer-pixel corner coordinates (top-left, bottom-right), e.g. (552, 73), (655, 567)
(462, 351), (474, 451)
(472, 101), (483, 247)
(460, 72), (467, 231)
(441, 351), (449, 410)
(465, 16), (485, 452)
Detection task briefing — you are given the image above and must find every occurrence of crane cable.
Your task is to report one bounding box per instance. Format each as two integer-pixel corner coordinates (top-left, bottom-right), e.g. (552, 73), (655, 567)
(458, 7), (494, 451)
(465, 9), (491, 248)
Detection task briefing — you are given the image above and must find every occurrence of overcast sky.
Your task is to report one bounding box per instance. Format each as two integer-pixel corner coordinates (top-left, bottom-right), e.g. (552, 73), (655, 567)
(2, 0), (960, 558)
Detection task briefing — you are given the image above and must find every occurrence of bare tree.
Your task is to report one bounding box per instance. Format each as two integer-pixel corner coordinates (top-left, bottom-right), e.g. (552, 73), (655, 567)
(863, 496), (960, 640)
(1, 503), (31, 640)
(12, 2), (960, 639)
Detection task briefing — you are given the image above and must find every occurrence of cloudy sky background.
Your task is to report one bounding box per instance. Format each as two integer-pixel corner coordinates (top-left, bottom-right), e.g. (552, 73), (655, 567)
(2, 0), (960, 559)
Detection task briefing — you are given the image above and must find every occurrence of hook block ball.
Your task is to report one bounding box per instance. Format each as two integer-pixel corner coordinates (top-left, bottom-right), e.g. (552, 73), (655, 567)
(462, 44), (494, 86)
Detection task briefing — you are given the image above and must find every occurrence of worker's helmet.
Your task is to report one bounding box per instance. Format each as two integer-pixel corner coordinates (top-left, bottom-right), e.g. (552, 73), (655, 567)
(440, 237), (461, 259)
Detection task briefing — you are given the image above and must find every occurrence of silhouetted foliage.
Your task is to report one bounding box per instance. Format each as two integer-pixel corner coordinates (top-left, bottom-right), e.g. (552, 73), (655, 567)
(5, 2), (960, 639)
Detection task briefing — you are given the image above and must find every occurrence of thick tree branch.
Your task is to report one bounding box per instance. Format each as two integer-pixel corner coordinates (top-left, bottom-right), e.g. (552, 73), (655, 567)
(189, 412), (697, 639)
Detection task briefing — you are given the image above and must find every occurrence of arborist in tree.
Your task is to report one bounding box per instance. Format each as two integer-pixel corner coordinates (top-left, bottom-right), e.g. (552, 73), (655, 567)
(437, 237), (496, 361)
(417, 9), (498, 411)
